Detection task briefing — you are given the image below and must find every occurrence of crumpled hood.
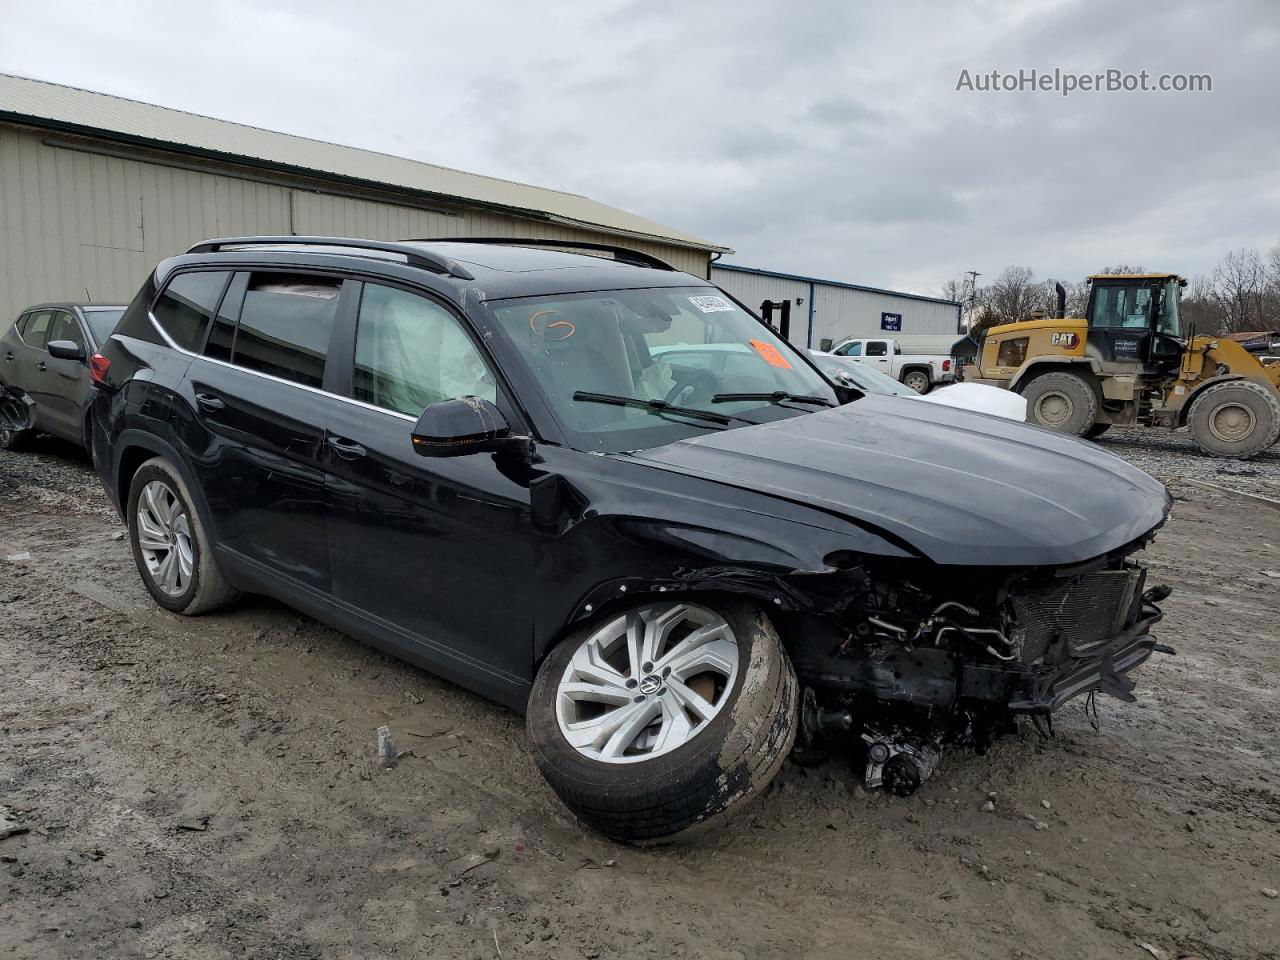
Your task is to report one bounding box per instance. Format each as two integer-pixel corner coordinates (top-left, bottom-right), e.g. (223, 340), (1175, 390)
(626, 395), (1171, 567)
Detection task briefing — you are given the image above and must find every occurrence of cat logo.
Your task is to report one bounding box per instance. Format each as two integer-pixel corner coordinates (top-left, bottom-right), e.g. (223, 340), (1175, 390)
(1050, 332), (1080, 349)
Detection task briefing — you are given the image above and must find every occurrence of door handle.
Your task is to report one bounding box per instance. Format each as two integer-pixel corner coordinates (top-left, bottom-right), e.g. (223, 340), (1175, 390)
(195, 393), (225, 411)
(3, 352), (12, 361)
(327, 436), (366, 460)
(36, 361), (47, 372)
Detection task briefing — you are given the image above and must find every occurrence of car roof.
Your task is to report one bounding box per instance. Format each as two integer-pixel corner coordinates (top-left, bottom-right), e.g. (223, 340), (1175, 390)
(21, 302), (127, 312)
(165, 238), (714, 303)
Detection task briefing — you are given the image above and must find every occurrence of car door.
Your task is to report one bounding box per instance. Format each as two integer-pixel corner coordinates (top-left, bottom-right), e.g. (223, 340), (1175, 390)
(38, 309), (93, 442)
(863, 339), (893, 375)
(170, 268), (351, 594)
(6, 310), (51, 397)
(322, 279), (535, 689)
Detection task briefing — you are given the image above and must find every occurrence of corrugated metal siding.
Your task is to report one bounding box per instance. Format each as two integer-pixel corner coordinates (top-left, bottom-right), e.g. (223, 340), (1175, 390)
(0, 72), (725, 252)
(712, 265), (961, 349)
(710, 268), (811, 340)
(0, 126), (708, 322)
(810, 285), (960, 347)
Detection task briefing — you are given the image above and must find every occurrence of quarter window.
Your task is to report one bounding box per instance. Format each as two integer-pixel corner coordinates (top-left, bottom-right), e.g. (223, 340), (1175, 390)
(232, 274), (340, 388)
(354, 284), (496, 416)
(154, 272), (231, 352)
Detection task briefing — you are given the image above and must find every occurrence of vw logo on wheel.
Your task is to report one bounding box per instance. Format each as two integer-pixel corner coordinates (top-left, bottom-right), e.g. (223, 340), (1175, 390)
(638, 674), (664, 695)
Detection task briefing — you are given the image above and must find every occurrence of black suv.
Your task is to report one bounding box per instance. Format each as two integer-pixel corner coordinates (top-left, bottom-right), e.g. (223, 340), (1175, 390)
(92, 236), (1171, 842)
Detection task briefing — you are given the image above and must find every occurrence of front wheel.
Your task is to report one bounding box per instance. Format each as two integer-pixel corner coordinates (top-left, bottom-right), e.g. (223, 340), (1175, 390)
(527, 600), (798, 843)
(1187, 380), (1280, 459)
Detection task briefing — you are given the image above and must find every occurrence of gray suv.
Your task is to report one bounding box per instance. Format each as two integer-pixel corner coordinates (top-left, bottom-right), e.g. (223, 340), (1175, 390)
(0, 302), (124, 450)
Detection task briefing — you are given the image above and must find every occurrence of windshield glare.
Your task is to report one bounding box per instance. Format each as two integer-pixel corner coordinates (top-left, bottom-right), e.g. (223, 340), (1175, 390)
(488, 287), (837, 451)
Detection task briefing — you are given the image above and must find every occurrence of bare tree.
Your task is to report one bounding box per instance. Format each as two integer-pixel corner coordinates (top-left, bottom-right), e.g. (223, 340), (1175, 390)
(1208, 248), (1268, 333)
(987, 266), (1038, 324)
(1180, 275), (1222, 335)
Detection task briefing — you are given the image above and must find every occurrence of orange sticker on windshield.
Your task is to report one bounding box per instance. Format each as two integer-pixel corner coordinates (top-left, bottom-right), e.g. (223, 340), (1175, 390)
(749, 339), (792, 369)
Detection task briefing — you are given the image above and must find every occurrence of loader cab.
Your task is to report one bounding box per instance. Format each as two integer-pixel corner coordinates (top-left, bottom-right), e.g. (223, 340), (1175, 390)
(1085, 274), (1186, 368)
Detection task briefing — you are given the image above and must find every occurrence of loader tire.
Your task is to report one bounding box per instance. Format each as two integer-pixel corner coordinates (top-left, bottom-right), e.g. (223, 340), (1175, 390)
(1187, 380), (1280, 460)
(1021, 372), (1098, 437)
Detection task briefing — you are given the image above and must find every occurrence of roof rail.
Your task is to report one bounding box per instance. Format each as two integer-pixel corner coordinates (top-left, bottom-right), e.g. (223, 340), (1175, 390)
(404, 237), (677, 271)
(186, 236), (476, 280)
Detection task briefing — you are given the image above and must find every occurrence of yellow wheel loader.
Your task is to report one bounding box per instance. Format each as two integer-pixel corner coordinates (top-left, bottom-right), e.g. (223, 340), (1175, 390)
(971, 274), (1280, 459)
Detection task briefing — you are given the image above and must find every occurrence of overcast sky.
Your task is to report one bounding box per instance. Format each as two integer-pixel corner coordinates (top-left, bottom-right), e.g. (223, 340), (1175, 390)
(2, 0), (1278, 295)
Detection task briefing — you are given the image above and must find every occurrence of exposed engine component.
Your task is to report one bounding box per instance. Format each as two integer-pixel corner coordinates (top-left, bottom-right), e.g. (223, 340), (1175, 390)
(860, 727), (942, 796)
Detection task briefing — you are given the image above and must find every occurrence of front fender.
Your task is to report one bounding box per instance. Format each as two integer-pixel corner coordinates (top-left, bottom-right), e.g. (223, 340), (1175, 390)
(1175, 373), (1246, 425)
(526, 452), (913, 665)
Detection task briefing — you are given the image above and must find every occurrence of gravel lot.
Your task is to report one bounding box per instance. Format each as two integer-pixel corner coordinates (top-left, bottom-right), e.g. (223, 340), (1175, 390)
(1, 430), (1278, 960)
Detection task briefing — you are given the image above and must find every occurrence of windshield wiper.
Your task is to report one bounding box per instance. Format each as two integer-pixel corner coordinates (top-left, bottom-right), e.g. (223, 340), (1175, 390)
(572, 391), (756, 427)
(711, 391), (835, 407)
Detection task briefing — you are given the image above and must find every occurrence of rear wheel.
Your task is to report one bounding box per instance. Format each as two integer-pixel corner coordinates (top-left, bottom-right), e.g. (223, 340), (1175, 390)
(527, 599), (798, 843)
(1021, 372), (1099, 437)
(902, 369), (931, 394)
(127, 458), (239, 615)
(1187, 380), (1280, 459)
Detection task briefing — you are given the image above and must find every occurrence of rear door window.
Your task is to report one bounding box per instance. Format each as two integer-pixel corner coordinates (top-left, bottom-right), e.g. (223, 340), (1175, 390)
(230, 274), (340, 388)
(153, 271), (231, 352)
(865, 341), (888, 357)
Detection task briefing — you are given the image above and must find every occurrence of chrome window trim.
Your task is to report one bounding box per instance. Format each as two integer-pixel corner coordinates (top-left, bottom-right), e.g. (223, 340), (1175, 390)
(146, 309), (417, 423)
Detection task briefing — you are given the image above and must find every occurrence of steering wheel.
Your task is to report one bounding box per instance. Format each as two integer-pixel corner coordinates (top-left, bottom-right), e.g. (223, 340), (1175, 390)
(664, 368), (719, 405)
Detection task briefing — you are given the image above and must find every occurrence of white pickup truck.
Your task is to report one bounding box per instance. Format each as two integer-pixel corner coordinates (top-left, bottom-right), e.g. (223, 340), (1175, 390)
(826, 337), (956, 394)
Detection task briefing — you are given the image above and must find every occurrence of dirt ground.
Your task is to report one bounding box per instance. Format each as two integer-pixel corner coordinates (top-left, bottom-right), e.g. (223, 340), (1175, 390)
(1, 434), (1277, 960)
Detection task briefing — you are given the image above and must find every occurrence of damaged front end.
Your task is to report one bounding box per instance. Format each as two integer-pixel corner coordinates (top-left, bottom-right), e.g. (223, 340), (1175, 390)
(779, 546), (1171, 794)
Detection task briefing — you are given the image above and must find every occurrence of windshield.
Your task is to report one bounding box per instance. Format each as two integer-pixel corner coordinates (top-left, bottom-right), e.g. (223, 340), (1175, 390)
(84, 308), (125, 345)
(487, 287), (837, 452)
(808, 351), (912, 396)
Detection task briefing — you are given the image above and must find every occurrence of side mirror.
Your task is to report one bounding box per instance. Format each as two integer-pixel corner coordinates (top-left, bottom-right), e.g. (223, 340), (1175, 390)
(411, 396), (519, 458)
(47, 339), (86, 362)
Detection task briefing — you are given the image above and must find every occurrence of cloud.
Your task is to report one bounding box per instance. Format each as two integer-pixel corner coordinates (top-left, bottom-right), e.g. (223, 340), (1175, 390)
(1, 0), (1276, 296)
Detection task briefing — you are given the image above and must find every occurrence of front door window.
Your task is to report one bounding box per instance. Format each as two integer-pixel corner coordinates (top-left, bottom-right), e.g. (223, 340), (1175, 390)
(354, 284), (496, 417)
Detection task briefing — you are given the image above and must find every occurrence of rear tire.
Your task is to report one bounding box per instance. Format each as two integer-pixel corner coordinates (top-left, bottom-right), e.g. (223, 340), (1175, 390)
(127, 458), (240, 615)
(902, 369), (931, 394)
(1187, 380), (1280, 460)
(1021, 372), (1099, 437)
(527, 600), (798, 844)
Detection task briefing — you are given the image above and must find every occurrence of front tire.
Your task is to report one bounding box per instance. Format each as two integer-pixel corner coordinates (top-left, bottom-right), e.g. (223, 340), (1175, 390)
(127, 458), (239, 615)
(1187, 380), (1280, 459)
(0, 394), (33, 451)
(527, 600), (798, 843)
(1022, 371), (1099, 437)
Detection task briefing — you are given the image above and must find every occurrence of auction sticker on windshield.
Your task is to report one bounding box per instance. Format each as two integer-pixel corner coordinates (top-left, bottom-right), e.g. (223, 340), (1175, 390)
(688, 295), (735, 313)
(749, 338), (792, 369)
